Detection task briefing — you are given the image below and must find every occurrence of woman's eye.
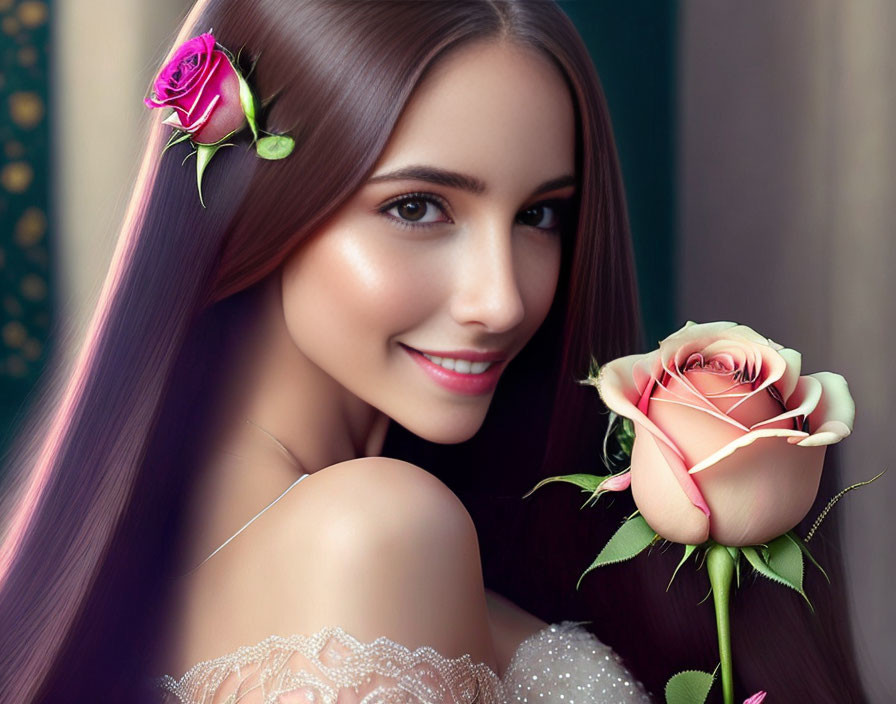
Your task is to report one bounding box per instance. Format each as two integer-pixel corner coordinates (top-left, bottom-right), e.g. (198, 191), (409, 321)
(381, 195), (450, 226)
(516, 202), (563, 231)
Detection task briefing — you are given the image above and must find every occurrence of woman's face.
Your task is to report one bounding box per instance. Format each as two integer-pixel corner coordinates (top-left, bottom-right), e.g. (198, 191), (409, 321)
(281, 39), (576, 444)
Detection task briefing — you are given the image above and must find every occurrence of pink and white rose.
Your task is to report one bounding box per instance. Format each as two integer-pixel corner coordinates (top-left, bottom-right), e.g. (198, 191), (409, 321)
(596, 321), (855, 546)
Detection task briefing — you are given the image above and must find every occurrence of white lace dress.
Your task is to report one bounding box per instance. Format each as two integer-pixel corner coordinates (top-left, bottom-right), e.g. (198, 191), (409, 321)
(154, 472), (652, 703)
(153, 620), (652, 703)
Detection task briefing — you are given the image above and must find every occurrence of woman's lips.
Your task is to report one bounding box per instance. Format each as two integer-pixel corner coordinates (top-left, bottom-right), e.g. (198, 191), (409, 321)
(401, 344), (506, 395)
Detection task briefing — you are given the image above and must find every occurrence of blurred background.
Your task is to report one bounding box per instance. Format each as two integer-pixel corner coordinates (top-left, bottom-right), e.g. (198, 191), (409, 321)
(0, 0), (892, 699)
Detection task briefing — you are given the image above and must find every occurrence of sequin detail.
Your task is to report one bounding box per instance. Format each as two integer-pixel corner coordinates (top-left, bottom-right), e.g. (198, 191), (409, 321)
(504, 622), (652, 703)
(154, 621), (651, 703)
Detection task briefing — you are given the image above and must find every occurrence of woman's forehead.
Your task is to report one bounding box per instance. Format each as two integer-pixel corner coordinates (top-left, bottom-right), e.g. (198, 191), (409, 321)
(371, 40), (576, 198)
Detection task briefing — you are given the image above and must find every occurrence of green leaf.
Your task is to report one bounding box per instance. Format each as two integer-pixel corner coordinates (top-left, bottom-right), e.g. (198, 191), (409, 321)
(195, 142), (235, 208)
(667, 544), (698, 591)
(767, 534), (804, 593)
(236, 70), (258, 142)
(577, 515), (656, 589)
(741, 545), (812, 609)
(522, 473), (605, 499)
(786, 531), (829, 583)
(256, 134), (295, 160)
(617, 417), (635, 456)
(665, 670), (715, 704)
(162, 130), (192, 154)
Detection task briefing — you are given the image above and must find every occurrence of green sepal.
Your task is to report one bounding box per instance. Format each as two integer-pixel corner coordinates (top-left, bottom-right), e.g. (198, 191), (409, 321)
(601, 410), (618, 470)
(664, 670), (716, 704)
(724, 546), (741, 588)
(787, 530), (829, 583)
(162, 130), (192, 154)
(577, 515), (656, 589)
(256, 134), (295, 160)
(522, 473), (605, 499)
(741, 544), (812, 610)
(195, 142), (235, 208)
(767, 534), (804, 592)
(667, 543), (698, 591)
(236, 69), (258, 142)
(577, 355), (601, 388)
(696, 584), (713, 605)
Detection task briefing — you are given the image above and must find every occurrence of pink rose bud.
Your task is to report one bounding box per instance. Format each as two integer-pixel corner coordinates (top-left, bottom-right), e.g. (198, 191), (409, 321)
(596, 321), (855, 546)
(597, 470), (632, 493)
(744, 691), (767, 704)
(145, 32), (247, 145)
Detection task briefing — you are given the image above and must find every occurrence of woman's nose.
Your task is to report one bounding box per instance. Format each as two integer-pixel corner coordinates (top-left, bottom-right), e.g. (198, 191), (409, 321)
(449, 222), (525, 333)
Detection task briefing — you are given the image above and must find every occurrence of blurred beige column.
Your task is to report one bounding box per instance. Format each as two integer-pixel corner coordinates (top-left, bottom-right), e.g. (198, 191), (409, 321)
(680, 1), (895, 701)
(53, 0), (189, 350)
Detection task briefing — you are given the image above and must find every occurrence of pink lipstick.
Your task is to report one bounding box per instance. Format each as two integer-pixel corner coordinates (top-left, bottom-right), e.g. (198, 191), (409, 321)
(401, 344), (506, 395)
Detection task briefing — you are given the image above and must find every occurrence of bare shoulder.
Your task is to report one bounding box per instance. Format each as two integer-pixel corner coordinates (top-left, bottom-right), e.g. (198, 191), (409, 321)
(251, 456), (497, 669)
(484, 588), (549, 675)
(283, 456), (474, 534)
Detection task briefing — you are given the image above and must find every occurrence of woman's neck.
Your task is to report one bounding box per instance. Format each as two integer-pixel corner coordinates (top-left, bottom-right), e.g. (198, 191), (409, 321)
(176, 272), (390, 575)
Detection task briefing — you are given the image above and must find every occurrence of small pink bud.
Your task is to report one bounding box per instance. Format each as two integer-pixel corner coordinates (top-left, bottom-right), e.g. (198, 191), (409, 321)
(743, 691), (767, 704)
(598, 470), (632, 493)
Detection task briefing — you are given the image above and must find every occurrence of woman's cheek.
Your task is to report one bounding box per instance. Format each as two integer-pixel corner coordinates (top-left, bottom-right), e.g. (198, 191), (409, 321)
(515, 233), (563, 334)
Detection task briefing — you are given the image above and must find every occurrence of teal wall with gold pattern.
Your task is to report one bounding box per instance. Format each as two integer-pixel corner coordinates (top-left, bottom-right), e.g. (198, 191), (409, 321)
(0, 0), (50, 457)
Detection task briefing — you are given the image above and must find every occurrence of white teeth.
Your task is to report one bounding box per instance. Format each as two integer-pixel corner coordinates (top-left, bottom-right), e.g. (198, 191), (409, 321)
(422, 352), (493, 375)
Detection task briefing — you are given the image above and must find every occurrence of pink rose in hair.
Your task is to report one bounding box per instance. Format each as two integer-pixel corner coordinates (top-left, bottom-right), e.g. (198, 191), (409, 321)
(597, 321), (855, 546)
(144, 32), (245, 145)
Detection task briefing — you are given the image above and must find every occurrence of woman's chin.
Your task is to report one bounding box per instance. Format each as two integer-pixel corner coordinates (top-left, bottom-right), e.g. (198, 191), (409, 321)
(397, 409), (489, 445)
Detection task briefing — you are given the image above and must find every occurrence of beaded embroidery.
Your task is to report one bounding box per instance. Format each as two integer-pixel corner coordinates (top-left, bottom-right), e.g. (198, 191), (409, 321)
(155, 621), (652, 703)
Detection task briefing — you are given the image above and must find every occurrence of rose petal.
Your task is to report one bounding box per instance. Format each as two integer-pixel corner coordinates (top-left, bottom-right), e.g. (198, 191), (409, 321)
(724, 345), (787, 415)
(650, 380), (751, 469)
(649, 391), (749, 433)
(751, 374), (821, 431)
(150, 33), (216, 104)
(795, 372), (855, 447)
(161, 111), (187, 130)
(658, 350), (747, 428)
(775, 347), (802, 402)
(597, 355), (685, 460)
(660, 321), (740, 345)
(180, 93), (220, 134)
(693, 435), (826, 545)
(191, 60), (246, 144)
(183, 52), (225, 121)
(661, 323), (794, 421)
(687, 426), (808, 474)
(744, 692), (767, 704)
(631, 349), (663, 396)
(630, 426), (710, 544)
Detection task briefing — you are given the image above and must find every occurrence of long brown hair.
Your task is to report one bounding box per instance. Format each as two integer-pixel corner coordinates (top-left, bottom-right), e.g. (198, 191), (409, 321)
(0, 1), (863, 702)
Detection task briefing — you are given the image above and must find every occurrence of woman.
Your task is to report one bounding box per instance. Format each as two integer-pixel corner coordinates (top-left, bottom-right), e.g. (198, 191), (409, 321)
(0, 1), (866, 702)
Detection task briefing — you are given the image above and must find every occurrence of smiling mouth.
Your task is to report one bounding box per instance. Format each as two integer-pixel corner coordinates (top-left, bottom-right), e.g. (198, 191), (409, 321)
(399, 343), (507, 374)
(399, 343), (508, 395)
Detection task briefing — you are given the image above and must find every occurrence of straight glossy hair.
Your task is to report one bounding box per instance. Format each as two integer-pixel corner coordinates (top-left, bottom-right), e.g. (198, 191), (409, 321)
(0, 1), (864, 702)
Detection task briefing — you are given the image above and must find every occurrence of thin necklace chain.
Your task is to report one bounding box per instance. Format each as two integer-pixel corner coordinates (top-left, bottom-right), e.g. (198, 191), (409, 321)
(244, 418), (305, 471)
(179, 419), (309, 577)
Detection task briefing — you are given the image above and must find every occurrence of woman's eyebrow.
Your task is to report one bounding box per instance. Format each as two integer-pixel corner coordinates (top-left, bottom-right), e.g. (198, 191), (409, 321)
(367, 165), (575, 197)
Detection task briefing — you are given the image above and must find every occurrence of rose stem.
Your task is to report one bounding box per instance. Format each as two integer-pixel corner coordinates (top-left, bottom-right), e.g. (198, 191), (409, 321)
(707, 544), (735, 704)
